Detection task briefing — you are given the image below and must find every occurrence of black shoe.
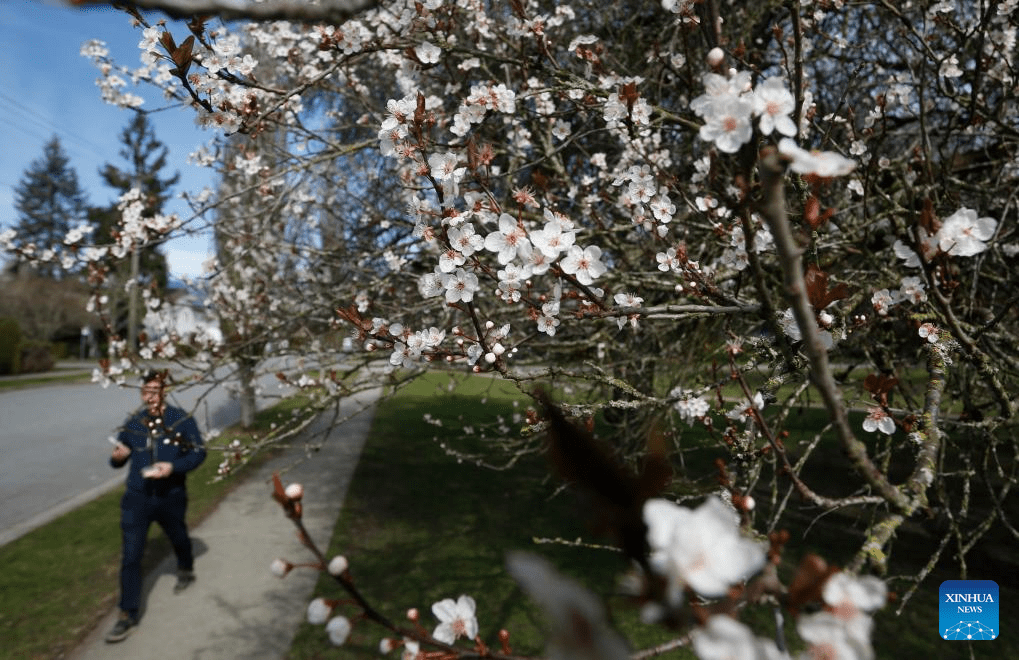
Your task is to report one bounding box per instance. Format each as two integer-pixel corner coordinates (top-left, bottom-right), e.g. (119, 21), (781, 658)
(105, 613), (137, 643)
(174, 569), (196, 594)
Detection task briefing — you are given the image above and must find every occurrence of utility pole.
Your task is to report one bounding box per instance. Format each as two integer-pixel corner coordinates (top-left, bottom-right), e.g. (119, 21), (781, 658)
(127, 245), (140, 353)
(127, 173), (141, 354)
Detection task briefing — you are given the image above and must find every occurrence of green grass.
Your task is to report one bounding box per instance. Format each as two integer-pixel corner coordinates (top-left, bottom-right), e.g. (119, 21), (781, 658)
(0, 370), (92, 390)
(288, 371), (681, 659)
(0, 392), (317, 660)
(289, 372), (1017, 660)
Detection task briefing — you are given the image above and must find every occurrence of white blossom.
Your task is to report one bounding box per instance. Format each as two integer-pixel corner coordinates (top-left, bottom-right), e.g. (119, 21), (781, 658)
(692, 615), (786, 660)
(644, 496), (766, 602)
(752, 77), (797, 136)
(778, 138), (856, 176)
(415, 41), (441, 64)
(560, 245), (607, 285)
(862, 408), (895, 435)
(484, 213), (531, 265)
(431, 595), (478, 644)
(936, 208), (997, 257)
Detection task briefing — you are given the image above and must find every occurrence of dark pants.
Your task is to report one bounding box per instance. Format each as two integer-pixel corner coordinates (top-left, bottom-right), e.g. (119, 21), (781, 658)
(119, 487), (193, 618)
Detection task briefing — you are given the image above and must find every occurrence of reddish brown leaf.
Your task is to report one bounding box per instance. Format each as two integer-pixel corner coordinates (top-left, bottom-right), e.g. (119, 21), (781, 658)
(805, 264), (851, 311)
(620, 82), (639, 111)
(187, 17), (205, 40)
(159, 30), (176, 54)
(920, 196), (937, 234)
(414, 91), (426, 126)
(537, 390), (649, 562)
(804, 195), (822, 229)
(787, 554), (837, 615)
(637, 428), (673, 501)
(271, 472), (288, 506)
(863, 373), (898, 406)
(172, 35), (195, 71)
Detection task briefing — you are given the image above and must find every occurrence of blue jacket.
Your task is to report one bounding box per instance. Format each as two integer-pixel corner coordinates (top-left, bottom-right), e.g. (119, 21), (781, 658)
(111, 405), (206, 494)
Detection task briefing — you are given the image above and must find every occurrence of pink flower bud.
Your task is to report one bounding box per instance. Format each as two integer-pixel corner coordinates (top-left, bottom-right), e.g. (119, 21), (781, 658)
(706, 47), (725, 68)
(379, 638), (396, 654)
(406, 607), (419, 622)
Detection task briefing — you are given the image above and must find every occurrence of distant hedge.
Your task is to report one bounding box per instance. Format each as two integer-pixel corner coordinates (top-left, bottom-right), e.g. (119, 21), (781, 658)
(0, 318), (56, 375)
(0, 317), (22, 375)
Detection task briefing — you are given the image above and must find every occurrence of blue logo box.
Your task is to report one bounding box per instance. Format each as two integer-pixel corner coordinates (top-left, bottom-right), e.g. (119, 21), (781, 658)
(940, 580), (999, 641)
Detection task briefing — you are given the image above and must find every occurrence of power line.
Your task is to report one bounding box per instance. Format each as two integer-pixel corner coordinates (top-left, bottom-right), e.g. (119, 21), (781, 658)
(0, 93), (110, 159)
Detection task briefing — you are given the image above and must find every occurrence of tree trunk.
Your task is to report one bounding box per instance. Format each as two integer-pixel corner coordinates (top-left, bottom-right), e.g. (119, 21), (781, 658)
(237, 357), (257, 428)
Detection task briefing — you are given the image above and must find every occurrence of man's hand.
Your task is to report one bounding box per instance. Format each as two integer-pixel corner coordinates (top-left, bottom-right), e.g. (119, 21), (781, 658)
(111, 443), (131, 463)
(146, 461), (174, 479)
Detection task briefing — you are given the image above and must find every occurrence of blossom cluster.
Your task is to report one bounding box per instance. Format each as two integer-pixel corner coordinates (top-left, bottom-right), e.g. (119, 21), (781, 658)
(893, 208), (998, 266)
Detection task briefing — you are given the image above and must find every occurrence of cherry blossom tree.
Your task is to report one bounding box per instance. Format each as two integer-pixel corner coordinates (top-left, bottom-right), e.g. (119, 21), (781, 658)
(6, 0), (1019, 657)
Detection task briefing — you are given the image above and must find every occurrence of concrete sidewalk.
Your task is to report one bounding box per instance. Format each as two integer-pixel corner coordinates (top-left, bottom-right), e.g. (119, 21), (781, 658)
(69, 388), (380, 660)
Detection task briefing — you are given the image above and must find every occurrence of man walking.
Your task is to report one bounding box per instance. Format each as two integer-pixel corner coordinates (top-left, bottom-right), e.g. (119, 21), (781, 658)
(106, 370), (206, 643)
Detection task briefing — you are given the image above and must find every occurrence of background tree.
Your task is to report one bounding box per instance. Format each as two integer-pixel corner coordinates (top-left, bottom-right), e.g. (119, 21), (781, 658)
(0, 272), (97, 361)
(90, 112), (177, 344)
(11, 136), (89, 279)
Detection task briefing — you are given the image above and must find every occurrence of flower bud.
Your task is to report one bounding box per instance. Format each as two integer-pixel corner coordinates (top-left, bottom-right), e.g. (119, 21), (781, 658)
(285, 483), (304, 501)
(379, 638), (396, 654)
(328, 555), (349, 576)
(406, 607), (419, 621)
(270, 558), (293, 578)
(326, 615), (352, 645)
(706, 47), (725, 68)
(307, 597), (334, 625)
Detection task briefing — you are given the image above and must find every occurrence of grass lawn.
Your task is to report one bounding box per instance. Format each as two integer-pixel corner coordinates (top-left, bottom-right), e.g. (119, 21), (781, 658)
(289, 371), (1017, 659)
(0, 392), (317, 660)
(0, 371), (93, 390)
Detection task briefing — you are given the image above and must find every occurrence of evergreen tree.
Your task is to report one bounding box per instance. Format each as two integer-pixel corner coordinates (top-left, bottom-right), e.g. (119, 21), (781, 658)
(91, 113), (179, 341)
(12, 136), (89, 278)
(93, 112), (179, 291)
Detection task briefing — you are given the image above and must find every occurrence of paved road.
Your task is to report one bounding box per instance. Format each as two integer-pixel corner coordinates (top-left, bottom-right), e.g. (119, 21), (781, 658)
(0, 365), (298, 546)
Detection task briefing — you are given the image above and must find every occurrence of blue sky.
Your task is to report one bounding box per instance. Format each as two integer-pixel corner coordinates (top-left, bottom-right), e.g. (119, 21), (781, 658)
(1, 0), (216, 278)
